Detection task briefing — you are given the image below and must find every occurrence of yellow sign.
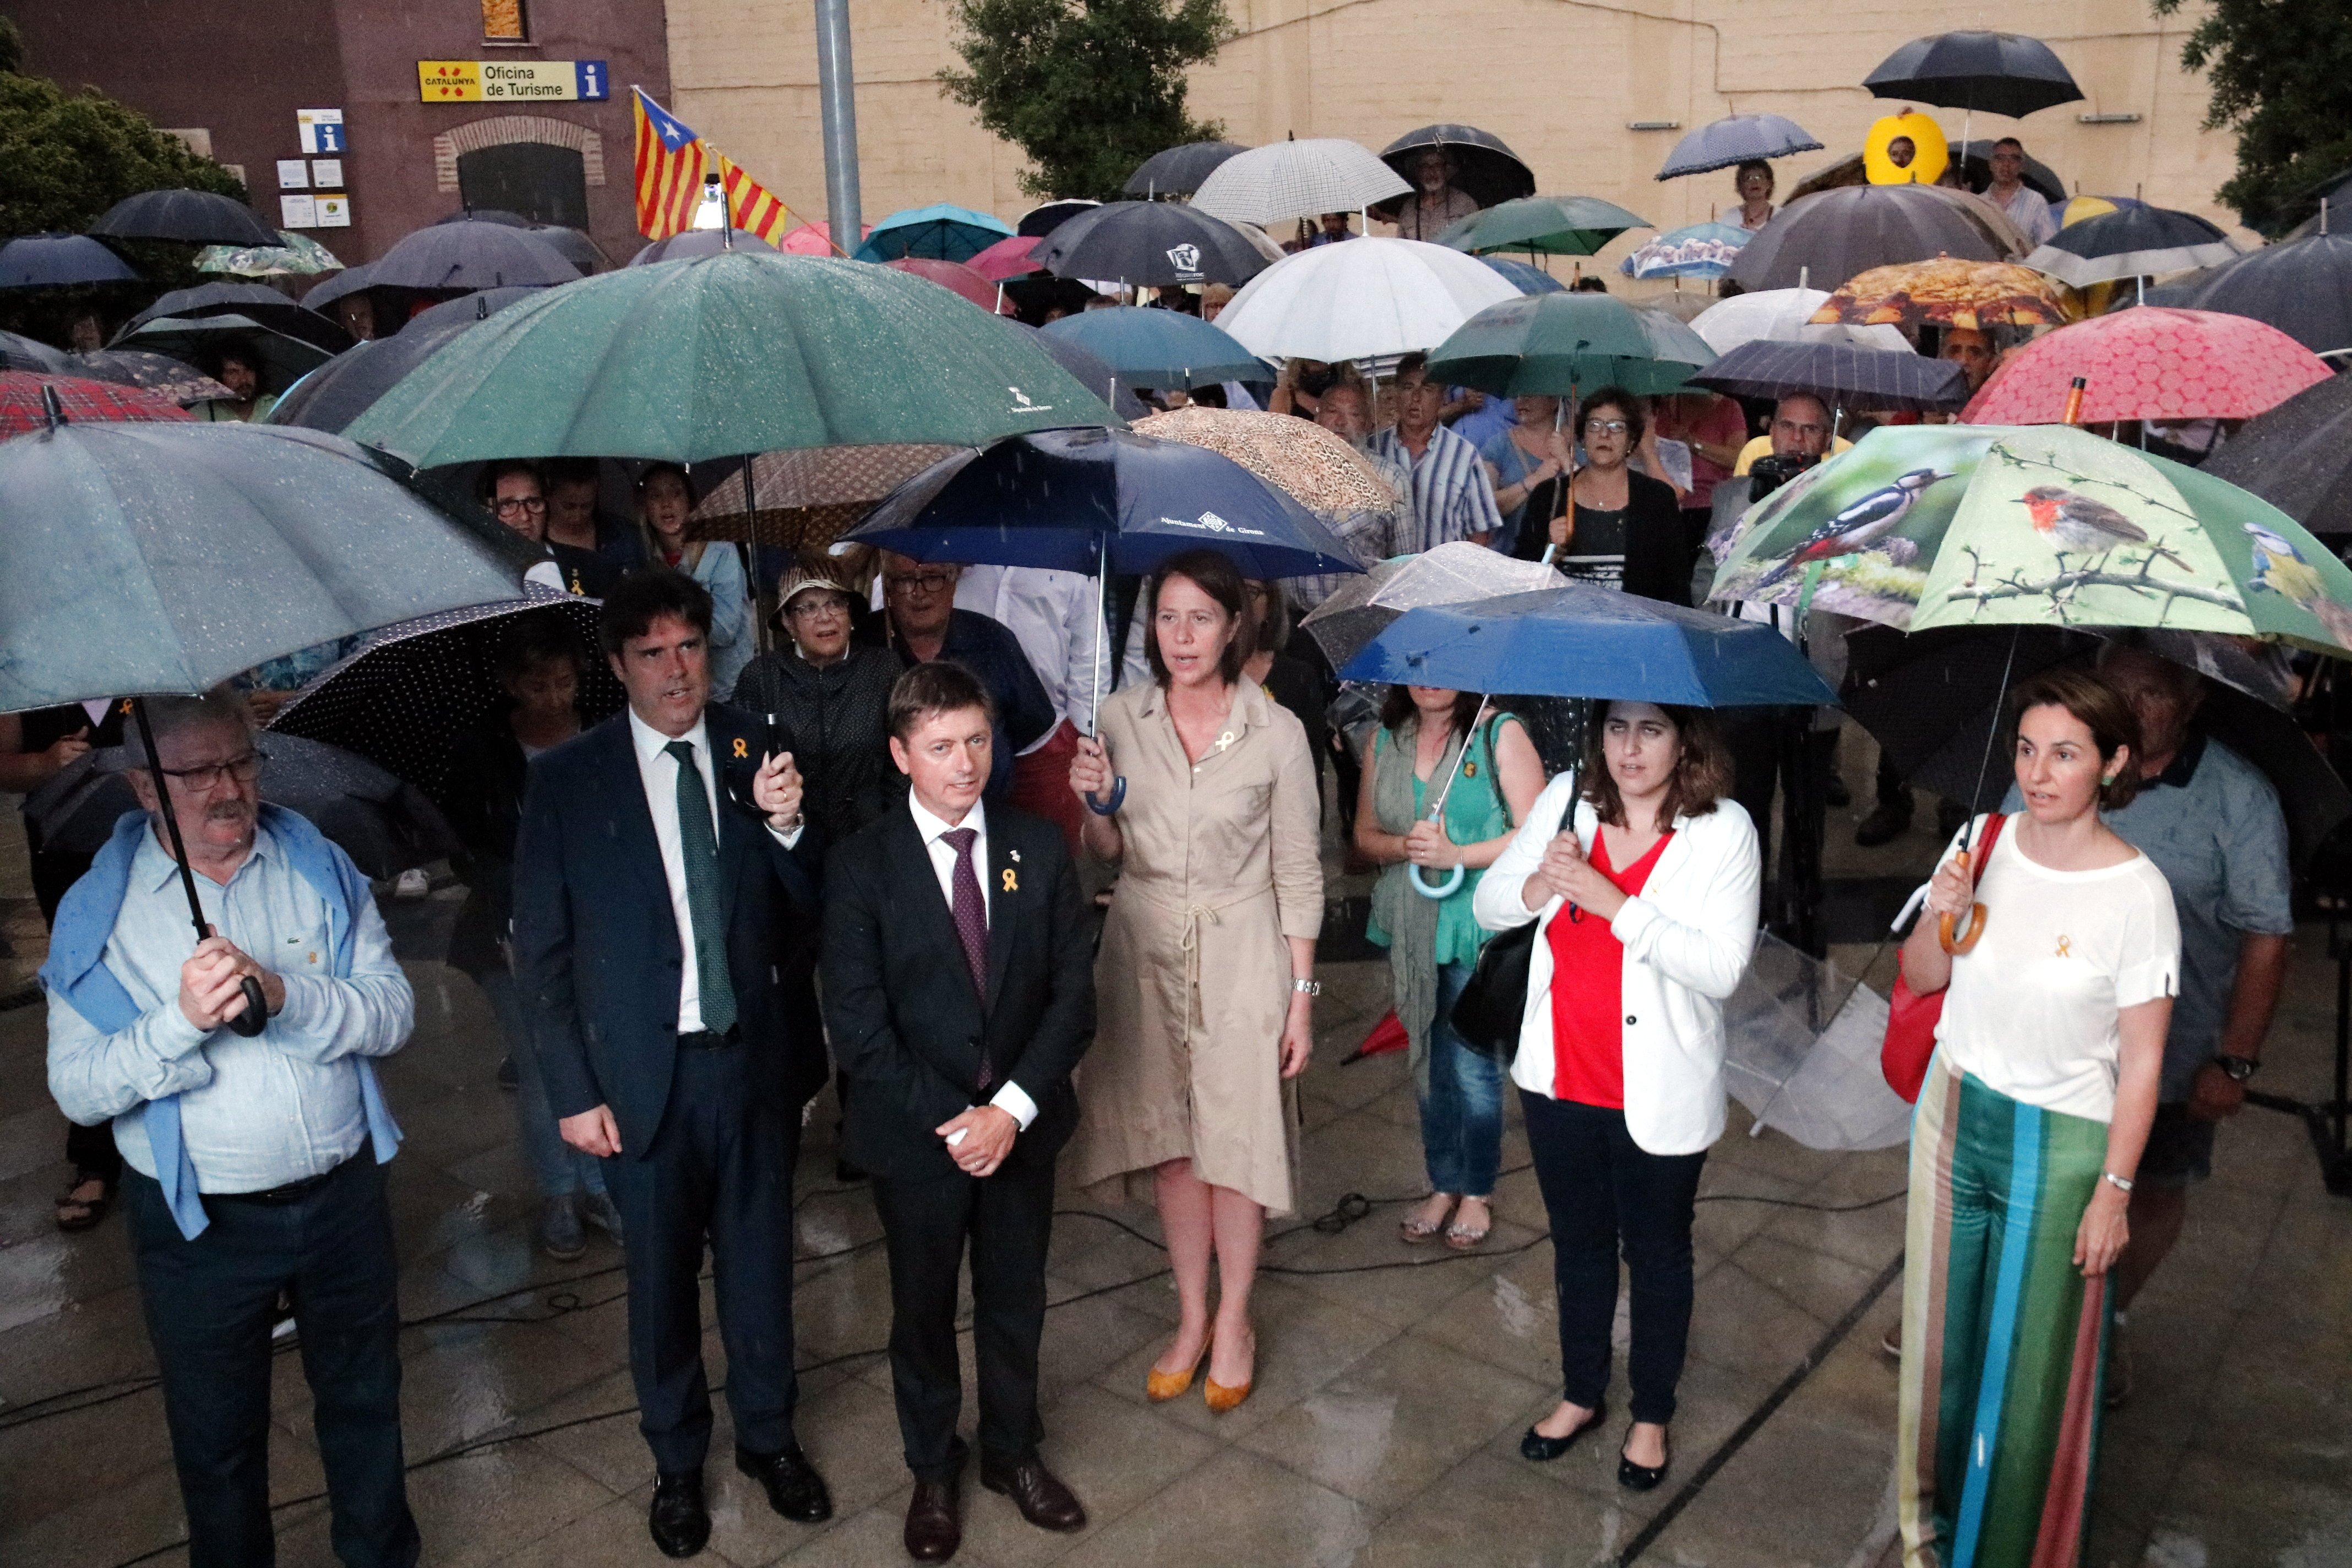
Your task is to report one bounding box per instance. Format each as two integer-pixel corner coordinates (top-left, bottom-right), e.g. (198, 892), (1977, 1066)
(417, 59), (611, 103)
(1865, 112), (1949, 186)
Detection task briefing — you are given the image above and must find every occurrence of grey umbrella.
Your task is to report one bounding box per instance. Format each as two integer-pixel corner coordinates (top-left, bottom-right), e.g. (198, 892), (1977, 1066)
(1728, 183), (2006, 292)
(1373, 125), (1536, 218)
(302, 261), (378, 312)
(2201, 373), (2352, 537)
(115, 313), (335, 396)
(89, 189), (279, 248)
(1, 330), (75, 373)
(270, 326), (468, 433)
(0, 232), (141, 288)
(2137, 232), (2352, 356)
(120, 282), (353, 356)
(529, 225), (608, 275)
(366, 220), (581, 291)
(1657, 115), (1825, 180)
(400, 287), (546, 332)
(1688, 340), (1969, 412)
(1123, 141), (1249, 198)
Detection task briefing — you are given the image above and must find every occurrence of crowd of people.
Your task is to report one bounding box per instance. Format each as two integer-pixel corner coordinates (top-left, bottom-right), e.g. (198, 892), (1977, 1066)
(18, 128), (2308, 1568)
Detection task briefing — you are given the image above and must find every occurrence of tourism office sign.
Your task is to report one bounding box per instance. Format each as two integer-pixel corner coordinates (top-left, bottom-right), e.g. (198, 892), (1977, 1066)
(417, 60), (611, 102)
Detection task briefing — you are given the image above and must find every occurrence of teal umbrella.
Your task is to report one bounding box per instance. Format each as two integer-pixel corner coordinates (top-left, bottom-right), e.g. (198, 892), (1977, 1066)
(853, 203), (1016, 263)
(1425, 292), (1713, 397)
(344, 251), (1117, 469)
(1435, 195), (1651, 257)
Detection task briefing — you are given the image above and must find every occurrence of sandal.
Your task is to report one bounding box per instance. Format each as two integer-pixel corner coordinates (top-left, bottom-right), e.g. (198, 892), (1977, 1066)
(1444, 1197), (1492, 1251)
(54, 1171), (113, 1233)
(1399, 1194), (1457, 1244)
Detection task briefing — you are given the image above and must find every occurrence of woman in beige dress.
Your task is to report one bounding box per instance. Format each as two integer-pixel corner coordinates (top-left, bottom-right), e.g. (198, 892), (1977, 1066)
(1069, 548), (1324, 1413)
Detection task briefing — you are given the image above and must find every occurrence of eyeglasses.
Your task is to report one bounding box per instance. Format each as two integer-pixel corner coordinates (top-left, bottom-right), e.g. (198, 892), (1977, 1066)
(156, 750), (263, 792)
(786, 595), (850, 620)
(885, 570), (956, 595)
(1583, 418), (1630, 435)
(492, 496), (547, 516)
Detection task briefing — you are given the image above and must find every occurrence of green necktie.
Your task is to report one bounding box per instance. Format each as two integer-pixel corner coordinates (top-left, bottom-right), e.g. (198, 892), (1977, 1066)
(663, 740), (737, 1034)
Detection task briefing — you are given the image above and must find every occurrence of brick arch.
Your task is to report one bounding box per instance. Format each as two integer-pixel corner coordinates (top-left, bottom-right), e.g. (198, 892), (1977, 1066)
(433, 114), (606, 192)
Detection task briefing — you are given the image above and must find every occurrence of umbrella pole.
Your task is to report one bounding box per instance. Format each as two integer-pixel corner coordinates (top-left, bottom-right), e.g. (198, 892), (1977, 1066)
(1938, 625), (2021, 956)
(1083, 533), (1126, 815)
(1409, 694), (1491, 899)
(130, 696), (268, 1038)
(741, 459), (770, 654)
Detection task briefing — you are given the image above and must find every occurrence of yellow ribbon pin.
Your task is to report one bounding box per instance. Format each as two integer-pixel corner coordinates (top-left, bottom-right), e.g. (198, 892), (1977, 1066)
(1463, 760), (1478, 778)
(1001, 868), (1019, 892)
(732, 737), (748, 758)
(2055, 936), (2072, 958)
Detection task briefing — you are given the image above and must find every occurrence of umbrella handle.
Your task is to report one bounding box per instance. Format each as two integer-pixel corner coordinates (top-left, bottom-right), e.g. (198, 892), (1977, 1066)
(226, 976), (269, 1038)
(1409, 861), (1465, 900)
(1939, 902), (1988, 955)
(1086, 777), (1128, 815)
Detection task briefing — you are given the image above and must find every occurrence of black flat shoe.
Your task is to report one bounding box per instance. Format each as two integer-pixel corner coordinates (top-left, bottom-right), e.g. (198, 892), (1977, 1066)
(737, 1443), (834, 1523)
(1520, 1398), (1607, 1462)
(1618, 1433), (1670, 1492)
(648, 1468), (709, 1558)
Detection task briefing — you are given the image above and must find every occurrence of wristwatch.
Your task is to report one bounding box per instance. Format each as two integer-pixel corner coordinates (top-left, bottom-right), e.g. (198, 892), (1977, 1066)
(1292, 978), (1322, 997)
(2212, 1054), (2259, 1083)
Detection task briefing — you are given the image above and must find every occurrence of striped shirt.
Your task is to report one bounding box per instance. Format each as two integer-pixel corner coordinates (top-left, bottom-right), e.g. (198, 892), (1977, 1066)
(1370, 424), (1504, 552)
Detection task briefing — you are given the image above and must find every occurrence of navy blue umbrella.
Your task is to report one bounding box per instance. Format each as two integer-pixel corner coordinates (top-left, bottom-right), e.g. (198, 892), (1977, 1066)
(1042, 306), (1262, 390)
(0, 233), (140, 288)
(1687, 340), (1969, 413)
(1479, 256), (1567, 296)
(1657, 115), (1825, 180)
(1340, 585), (1836, 709)
(843, 425), (1365, 810)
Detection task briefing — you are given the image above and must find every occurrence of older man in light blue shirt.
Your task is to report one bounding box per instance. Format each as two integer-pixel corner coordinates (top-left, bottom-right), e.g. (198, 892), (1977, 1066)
(43, 690), (418, 1568)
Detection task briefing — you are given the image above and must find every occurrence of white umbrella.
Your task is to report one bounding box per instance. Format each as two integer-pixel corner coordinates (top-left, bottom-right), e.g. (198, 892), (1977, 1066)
(1191, 139), (1412, 227)
(1215, 238), (1518, 363)
(1721, 933), (1913, 1152)
(1690, 286), (1911, 355)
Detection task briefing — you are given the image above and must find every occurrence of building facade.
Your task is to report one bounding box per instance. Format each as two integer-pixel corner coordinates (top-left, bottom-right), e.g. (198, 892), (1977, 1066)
(13, 0), (672, 268)
(665, 0), (2247, 254)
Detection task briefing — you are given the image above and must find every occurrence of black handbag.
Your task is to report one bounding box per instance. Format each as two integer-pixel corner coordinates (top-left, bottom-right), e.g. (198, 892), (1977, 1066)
(1450, 921), (1536, 1063)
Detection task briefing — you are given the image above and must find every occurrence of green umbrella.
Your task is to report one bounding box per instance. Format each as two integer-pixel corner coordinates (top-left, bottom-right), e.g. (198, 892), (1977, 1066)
(1710, 423), (2352, 655)
(195, 231), (346, 277)
(345, 252), (1118, 469)
(1425, 292), (1713, 397)
(1435, 195), (1651, 257)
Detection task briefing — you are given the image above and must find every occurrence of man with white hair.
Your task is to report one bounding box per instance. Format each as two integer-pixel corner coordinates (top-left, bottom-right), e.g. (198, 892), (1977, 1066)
(45, 689), (418, 1567)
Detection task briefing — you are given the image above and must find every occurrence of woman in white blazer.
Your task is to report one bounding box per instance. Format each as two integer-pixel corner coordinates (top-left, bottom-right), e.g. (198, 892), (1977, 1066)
(1473, 699), (1759, 1492)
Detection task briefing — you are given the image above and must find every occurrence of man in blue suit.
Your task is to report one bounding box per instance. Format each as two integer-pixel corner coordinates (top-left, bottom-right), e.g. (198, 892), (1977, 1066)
(513, 570), (831, 1558)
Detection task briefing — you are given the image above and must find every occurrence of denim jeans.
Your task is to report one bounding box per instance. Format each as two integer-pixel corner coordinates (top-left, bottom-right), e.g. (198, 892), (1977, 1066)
(480, 967), (607, 1201)
(1418, 959), (1505, 1197)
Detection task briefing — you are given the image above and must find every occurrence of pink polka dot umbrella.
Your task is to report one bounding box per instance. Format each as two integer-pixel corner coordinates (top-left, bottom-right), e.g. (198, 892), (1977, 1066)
(1962, 307), (2332, 425)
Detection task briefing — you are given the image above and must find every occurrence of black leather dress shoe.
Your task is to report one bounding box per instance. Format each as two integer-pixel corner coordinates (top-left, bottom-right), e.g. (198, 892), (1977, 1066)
(648, 1468), (710, 1559)
(736, 1444), (834, 1523)
(1520, 1398), (1607, 1463)
(979, 1455), (1086, 1532)
(1618, 1433), (1670, 1493)
(904, 1475), (961, 1561)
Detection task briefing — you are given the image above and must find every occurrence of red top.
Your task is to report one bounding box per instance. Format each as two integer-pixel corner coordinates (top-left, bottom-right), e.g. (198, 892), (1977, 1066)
(1545, 829), (1674, 1107)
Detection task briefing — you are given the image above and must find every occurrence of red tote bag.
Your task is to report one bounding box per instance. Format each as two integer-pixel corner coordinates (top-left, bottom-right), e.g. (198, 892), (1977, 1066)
(1881, 814), (2005, 1103)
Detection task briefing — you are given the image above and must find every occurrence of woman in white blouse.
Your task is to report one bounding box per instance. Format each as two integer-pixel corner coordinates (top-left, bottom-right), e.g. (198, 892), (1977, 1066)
(1893, 667), (2177, 1568)
(1473, 699), (1760, 1492)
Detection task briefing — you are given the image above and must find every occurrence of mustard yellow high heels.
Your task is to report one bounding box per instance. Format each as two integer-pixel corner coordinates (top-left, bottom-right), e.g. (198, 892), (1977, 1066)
(1146, 1332), (1212, 1402)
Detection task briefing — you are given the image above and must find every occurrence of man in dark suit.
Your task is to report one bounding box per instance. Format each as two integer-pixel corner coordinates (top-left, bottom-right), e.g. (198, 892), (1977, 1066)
(513, 570), (832, 1559)
(821, 661), (1095, 1562)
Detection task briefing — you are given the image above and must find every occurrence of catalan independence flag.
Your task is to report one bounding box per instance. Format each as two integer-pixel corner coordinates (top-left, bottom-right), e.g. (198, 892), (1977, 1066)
(631, 86), (796, 245)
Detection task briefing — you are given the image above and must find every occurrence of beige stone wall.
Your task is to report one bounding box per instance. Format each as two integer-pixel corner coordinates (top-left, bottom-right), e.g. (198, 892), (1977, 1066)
(666, 0), (2245, 257)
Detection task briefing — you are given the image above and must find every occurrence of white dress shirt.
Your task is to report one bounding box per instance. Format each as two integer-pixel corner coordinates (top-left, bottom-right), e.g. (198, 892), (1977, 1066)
(1994, 183), (2058, 247)
(954, 564), (1105, 748)
(905, 794), (1039, 1131)
(627, 707), (802, 1033)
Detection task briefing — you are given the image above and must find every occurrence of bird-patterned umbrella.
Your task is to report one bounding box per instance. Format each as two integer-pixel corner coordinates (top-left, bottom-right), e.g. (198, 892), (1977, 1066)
(1708, 422), (2352, 655)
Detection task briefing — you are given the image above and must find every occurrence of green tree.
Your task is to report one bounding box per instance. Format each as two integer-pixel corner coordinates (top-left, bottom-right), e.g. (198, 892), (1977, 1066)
(0, 16), (248, 242)
(939, 0), (1235, 202)
(2154, 0), (2352, 234)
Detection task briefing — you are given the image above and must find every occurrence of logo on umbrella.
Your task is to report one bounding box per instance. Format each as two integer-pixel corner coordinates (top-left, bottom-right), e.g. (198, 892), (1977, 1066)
(1161, 510), (1267, 537)
(1007, 385), (1053, 413)
(1164, 243), (1202, 277)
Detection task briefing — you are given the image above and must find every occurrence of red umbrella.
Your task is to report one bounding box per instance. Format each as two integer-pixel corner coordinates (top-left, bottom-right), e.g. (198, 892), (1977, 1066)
(1963, 306), (2332, 425)
(967, 235), (1045, 283)
(778, 220), (866, 256)
(885, 257), (1017, 315)
(0, 371), (195, 436)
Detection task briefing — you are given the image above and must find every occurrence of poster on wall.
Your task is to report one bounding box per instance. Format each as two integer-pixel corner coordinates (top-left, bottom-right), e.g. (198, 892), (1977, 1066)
(280, 194), (318, 228)
(315, 195), (353, 228)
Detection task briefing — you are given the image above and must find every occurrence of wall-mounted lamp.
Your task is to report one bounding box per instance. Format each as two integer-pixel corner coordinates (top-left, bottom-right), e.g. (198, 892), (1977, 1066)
(2077, 112), (2142, 124)
(1627, 121), (1681, 132)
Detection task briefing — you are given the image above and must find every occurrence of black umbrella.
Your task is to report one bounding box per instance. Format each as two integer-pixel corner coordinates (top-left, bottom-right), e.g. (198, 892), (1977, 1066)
(2024, 205), (2239, 287)
(270, 326), (465, 433)
(1864, 30), (2085, 119)
(2201, 374), (2352, 537)
(89, 189), (279, 248)
(529, 225), (608, 275)
(302, 261), (378, 312)
(1949, 140), (2066, 205)
(119, 282), (354, 356)
(1017, 199), (1099, 238)
(1372, 124), (1536, 219)
(1004, 318), (1148, 420)
(1687, 340), (1968, 412)
(0, 232), (141, 288)
(434, 208), (534, 227)
(1124, 141), (1249, 198)
(1727, 183), (2006, 291)
(1, 329), (73, 372)
(271, 594), (618, 804)
(629, 227), (780, 264)
(1035, 200), (1270, 288)
(1657, 115), (1825, 180)
(401, 287), (545, 333)
(365, 220), (581, 291)
(115, 313), (334, 397)
(2139, 232), (2352, 356)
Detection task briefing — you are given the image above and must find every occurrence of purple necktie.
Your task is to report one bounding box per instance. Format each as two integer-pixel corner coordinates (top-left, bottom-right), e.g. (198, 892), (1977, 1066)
(940, 827), (993, 1090)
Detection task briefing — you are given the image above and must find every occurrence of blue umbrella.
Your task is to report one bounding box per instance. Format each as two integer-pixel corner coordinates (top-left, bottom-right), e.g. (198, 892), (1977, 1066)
(842, 425), (1364, 810)
(1657, 115), (1825, 180)
(0, 232), (140, 288)
(1042, 306), (1261, 390)
(1340, 585), (1835, 708)
(1478, 256), (1567, 295)
(853, 203), (1016, 263)
(1618, 221), (1751, 280)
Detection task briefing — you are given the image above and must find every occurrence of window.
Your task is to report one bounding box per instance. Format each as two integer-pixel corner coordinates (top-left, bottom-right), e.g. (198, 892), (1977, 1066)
(481, 0), (528, 42)
(456, 141), (589, 230)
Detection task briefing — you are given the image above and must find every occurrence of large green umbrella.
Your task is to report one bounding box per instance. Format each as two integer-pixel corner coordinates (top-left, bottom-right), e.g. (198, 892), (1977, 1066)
(1709, 422), (2352, 655)
(1425, 291), (1713, 397)
(345, 251), (1117, 469)
(1434, 195), (1651, 257)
